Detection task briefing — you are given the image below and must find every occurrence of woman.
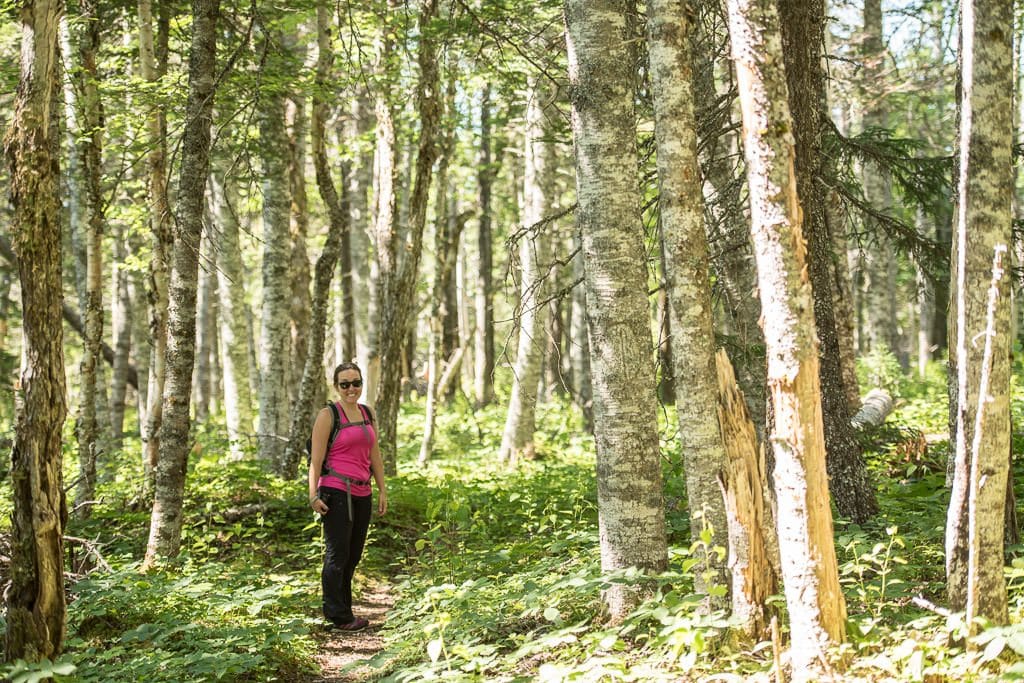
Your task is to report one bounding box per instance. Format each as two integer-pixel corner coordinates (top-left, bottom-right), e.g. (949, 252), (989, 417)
(309, 362), (388, 631)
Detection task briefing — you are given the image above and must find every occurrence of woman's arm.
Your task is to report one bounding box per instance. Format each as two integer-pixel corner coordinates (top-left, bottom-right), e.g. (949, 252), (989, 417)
(309, 407), (332, 514)
(368, 408), (388, 515)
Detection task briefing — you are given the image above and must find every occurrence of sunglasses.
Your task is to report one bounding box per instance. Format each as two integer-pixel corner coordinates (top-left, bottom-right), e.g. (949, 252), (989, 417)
(337, 379), (362, 389)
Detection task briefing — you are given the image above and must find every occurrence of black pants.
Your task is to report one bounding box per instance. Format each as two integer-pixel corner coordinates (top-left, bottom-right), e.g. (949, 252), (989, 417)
(319, 486), (372, 624)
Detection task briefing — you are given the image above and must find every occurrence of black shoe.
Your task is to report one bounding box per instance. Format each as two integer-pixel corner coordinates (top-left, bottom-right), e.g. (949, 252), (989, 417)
(332, 616), (369, 632)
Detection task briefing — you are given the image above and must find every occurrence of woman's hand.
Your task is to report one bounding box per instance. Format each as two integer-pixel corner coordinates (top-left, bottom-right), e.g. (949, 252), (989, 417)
(377, 489), (388, 516)
(311, 496), (329, 515)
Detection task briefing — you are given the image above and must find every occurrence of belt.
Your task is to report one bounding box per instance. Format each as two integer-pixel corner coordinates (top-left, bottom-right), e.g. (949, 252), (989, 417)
(323, 467), (371, 520)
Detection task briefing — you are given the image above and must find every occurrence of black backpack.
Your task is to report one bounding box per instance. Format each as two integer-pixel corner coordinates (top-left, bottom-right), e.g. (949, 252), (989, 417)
(305, 402), (374, 475)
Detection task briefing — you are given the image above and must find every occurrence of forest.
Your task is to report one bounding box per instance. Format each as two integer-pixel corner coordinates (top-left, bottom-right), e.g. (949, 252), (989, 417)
(0, 0), (1021, 680)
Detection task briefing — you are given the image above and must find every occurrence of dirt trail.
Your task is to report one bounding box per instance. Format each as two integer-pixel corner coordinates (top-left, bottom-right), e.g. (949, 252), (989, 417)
(309, 579), (395, 682)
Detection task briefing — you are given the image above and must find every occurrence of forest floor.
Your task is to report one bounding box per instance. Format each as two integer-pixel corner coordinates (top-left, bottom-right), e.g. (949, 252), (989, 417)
(308, 577), (395, 682)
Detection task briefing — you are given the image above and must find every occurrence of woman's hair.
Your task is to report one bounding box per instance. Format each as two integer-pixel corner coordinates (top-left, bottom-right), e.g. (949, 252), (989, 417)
(333, 361), (362, 385)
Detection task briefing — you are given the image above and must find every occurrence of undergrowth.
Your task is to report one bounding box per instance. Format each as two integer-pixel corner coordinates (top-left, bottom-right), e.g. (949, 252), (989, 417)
(3, 357), (1024, 680)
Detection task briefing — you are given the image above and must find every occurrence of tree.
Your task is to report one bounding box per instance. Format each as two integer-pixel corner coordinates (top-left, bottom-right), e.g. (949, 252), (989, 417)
(5, 0), (68, 661)
(724, 0), (847, 677)
(498, 75), (554, 465)
(142, 0), (219, 567)
(777, 0), (878, 524)
(280, 0), (348, 479)
(139, 0), (172, 483)
(945, 0), (1013, 625)
(565, 0), (668, 620)
(256, 3), (295, 468)
(474, 85), (497, 407)
(372, 0), (441, 474)
(69, 0), (105, 520)
(647, 0), (729, 600)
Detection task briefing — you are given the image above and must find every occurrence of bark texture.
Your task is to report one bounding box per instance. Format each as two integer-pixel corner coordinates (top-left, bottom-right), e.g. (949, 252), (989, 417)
(255, 5), (294, 466)
(565, 0), (668, 620)
(5, 0), (68, 660)
(372, 0), (441, 475)
(945, 0), (1013, 624)
(778, 0), (878, 524)
(474, 86), (496, 407)
(280, 0), (348, 478)
(724, 0), (847, 676)
(71, 0), (105, 520)
(716, 350), (777, 640)
(647, 0), (729, 600)
(143, 0), (218, 567)
(210, 166), (254, 459)
(499, 76), (553, 465)
(139, 0), (171, 483)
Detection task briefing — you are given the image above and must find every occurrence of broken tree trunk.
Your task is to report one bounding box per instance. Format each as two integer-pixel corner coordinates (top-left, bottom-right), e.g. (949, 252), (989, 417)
(715, 349), (778, 641)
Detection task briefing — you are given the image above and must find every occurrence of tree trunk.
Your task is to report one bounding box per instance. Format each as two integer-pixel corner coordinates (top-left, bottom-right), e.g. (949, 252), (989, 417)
(647, 0), (730, 601)
(142, 0), (218, 568)
(474, 86), (497, 407)
(565, 0), (668, 620)
(280, 0), (348, 479)
(692, 3), (767, 440)
(287, 48), (312, 405)
(109, 213), (133, 452)
(256, 8), (294, 466)
(70, 0), (105, 520)
(5, 0), (67, 661)
(210, 165), (254, 460)
(945, 0), (1013, 625)
(139, 0), (171, 485)
(778, 0), (878, 525)
(568, 235), (593, 432)
(716, 350), (777, 641)
(861, 0), (898, 357)
(372, 0), (441, 475)
(826, 190), (864, 414)
(192, 238), (216, 423)
(724, 0), (847, 676)
(347, 92), (374, 369)
(498, 76), (553, 465)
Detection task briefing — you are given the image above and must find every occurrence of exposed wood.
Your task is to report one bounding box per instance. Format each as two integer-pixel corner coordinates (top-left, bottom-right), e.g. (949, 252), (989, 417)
(715, 350), (777, 640)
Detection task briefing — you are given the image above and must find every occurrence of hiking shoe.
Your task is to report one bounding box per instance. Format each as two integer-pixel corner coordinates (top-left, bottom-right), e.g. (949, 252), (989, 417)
(333, 617), (369, 632)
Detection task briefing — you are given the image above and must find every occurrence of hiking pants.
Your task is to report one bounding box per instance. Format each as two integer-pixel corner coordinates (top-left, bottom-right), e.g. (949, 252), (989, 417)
(319, 486), (372, 624)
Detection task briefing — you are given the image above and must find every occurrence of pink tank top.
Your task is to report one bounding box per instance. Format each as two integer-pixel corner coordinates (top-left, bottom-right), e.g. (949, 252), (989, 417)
(319, 403), (375, 497)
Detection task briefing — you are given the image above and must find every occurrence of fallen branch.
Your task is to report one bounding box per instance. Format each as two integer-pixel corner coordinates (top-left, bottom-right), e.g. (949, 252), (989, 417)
(220, 502), (274, 522)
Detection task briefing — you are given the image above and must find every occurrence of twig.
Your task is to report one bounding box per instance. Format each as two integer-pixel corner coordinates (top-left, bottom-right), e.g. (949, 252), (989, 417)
(64, 535), (112, 573)
(911, 595), (952, 617)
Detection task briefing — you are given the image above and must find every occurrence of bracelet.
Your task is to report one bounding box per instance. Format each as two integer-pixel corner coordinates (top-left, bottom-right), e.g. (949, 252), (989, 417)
(310, 496), (320, 505)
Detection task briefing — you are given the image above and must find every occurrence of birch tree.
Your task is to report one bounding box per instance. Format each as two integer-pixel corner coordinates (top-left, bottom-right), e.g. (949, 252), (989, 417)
(498, 75), (553, 465)
(255, 4), (295, 467)
(143, 0), (219, 567)
(777, 0), (878, 524)
(5, 0), (67, 660)
(945, 0), (1013, 625)
(70, 0), (105, 520)
(565, 0), (668, 620)
(724, 0), (847, 676)
(647, 0), (729, 600)
(372, 0), (441, 474)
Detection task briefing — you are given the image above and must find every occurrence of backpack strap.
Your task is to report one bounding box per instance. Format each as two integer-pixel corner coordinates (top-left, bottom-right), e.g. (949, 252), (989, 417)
(320, 403), (342, 476)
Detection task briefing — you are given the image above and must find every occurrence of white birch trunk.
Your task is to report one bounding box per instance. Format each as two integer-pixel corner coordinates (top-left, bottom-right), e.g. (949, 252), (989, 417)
(648, 0), (731, 602)
(565, 0), (668, 621)
(725, 0), (847, 676)
(210, 167), (254, 459)
(498, 77), (552, 465)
